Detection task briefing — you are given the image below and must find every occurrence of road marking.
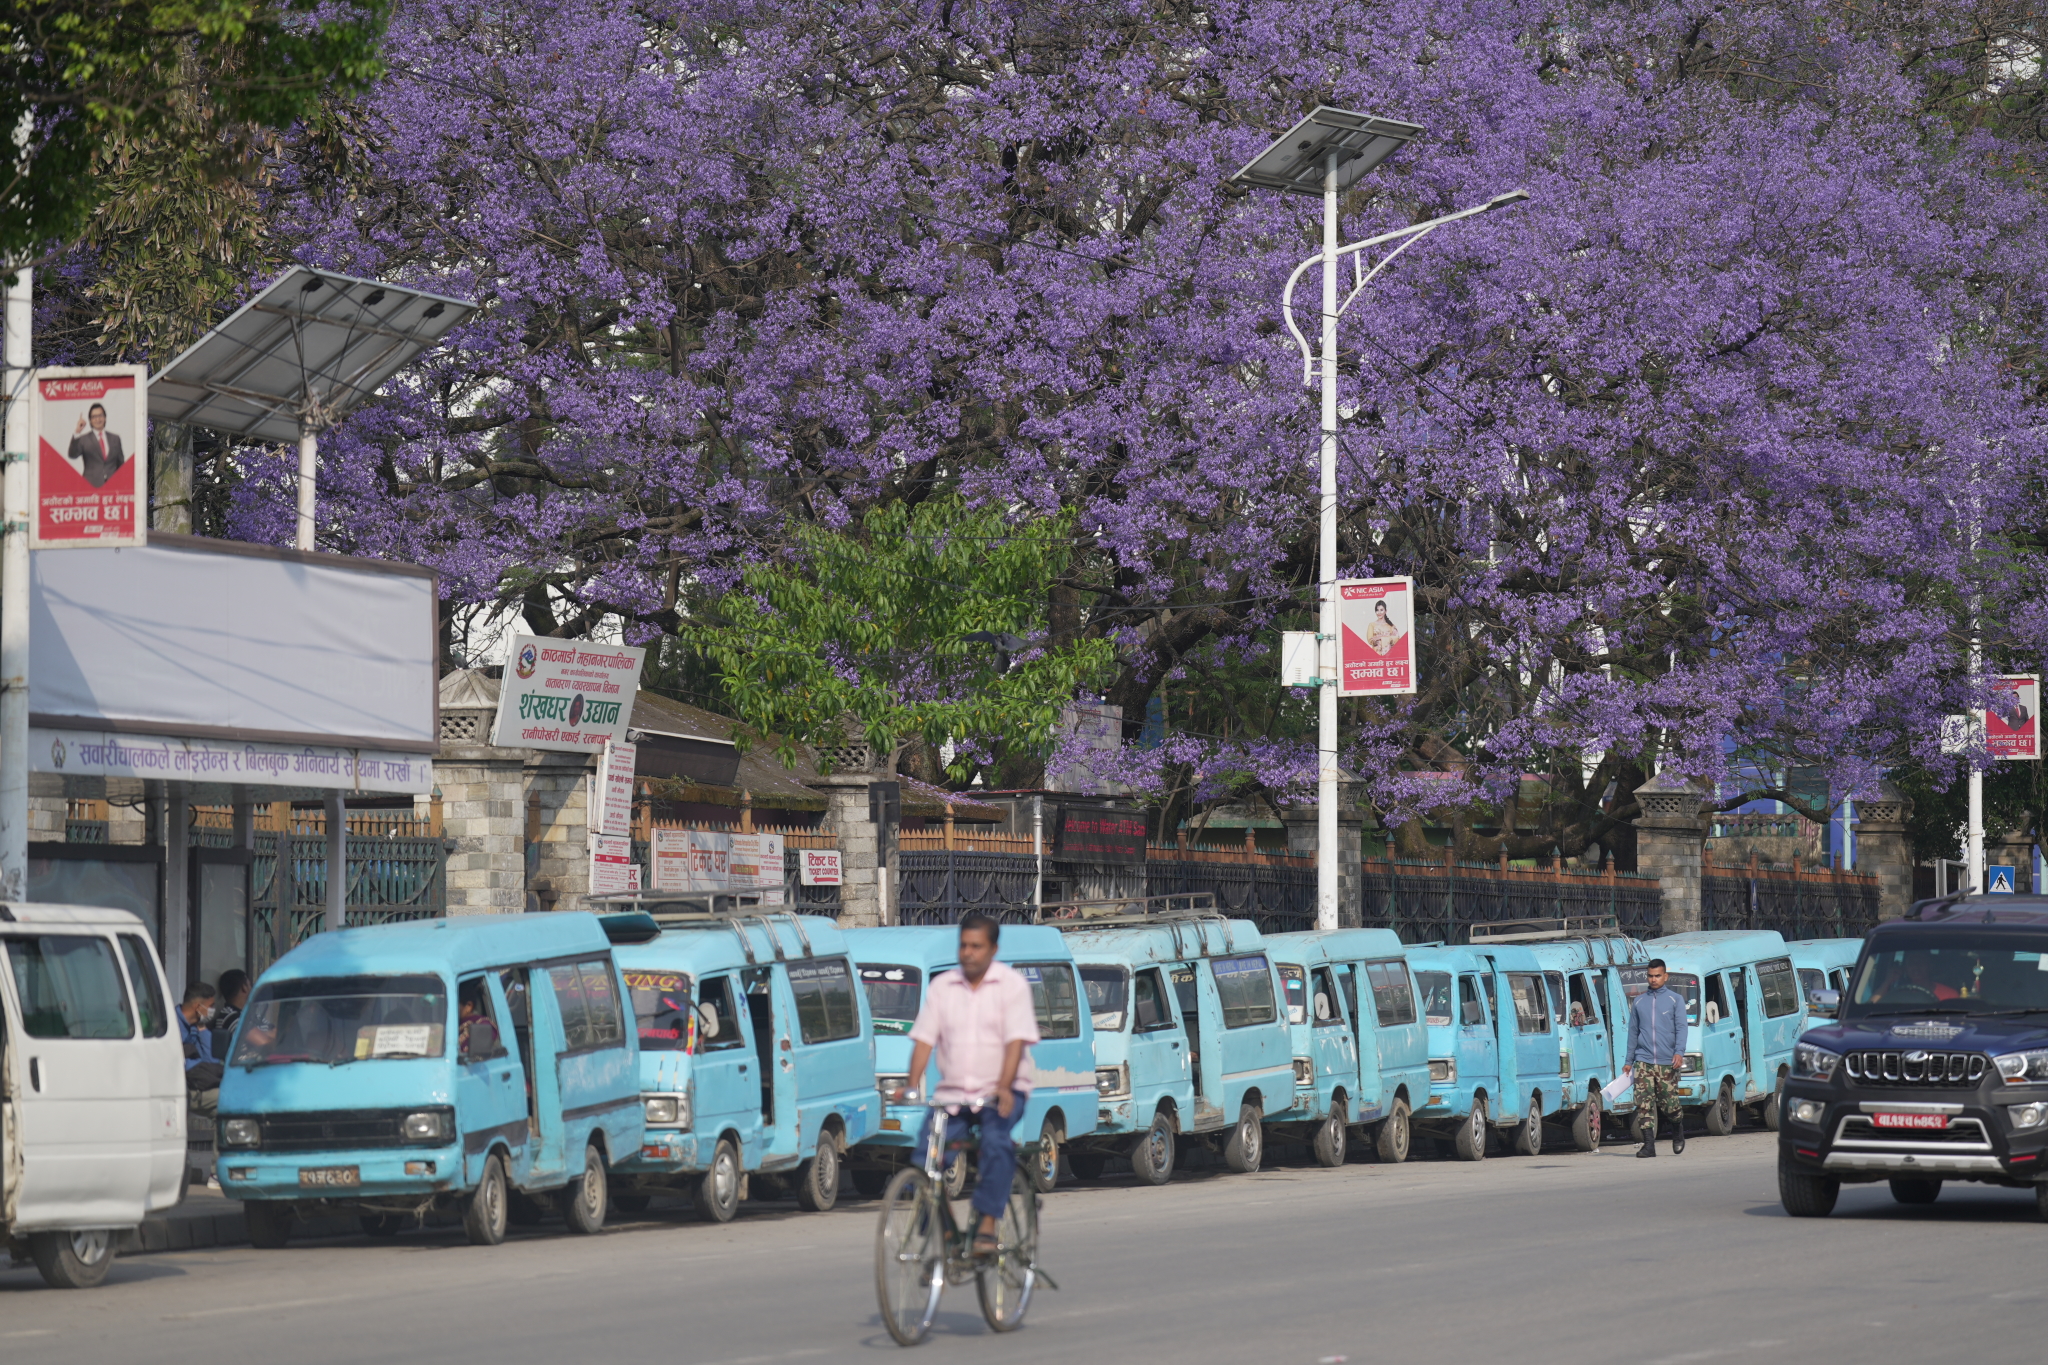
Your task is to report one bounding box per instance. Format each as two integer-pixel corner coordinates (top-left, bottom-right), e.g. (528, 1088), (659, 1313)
(1647, 1343), (1786, 1365)
(4, 1330), (57, 1339)
(163, 1296), (350, 1322)
(691, 1350), (829, 1365)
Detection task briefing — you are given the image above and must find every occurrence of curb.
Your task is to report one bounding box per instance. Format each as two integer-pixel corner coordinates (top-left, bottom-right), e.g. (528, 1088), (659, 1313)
(121, 1202), (360, 1256)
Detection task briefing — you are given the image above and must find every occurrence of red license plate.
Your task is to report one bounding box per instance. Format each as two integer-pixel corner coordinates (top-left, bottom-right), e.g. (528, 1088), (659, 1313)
(1872, 1113), (1949, 1130)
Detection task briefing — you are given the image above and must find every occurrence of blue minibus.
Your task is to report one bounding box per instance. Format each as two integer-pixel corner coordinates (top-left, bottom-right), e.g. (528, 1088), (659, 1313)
(1506, 928), (1645, 1146)
(843, 923), (1098, 1195)
(216, 913), (642, 1247)
(604, 906), (878, 1220)
(1264, 928), (1430, 1163)
(1787, 936), (1861, 1018)
(1404, 941), (1558, 1159)
(1630, 930), (1806, 1133)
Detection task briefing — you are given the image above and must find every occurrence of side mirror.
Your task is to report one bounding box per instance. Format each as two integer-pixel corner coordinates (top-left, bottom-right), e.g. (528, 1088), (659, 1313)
(1808, 989), (1839, 1019)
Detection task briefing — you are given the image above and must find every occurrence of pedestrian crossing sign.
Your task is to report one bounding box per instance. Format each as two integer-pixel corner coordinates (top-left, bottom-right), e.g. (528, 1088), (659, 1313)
(1988, 865), (2017, 894)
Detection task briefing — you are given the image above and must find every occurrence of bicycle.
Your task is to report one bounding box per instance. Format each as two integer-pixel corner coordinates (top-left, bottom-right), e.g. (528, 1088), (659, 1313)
(874, 1095), (1056, 1346)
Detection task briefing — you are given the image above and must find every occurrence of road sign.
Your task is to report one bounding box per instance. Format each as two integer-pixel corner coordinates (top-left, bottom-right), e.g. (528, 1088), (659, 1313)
(28, 365), (147, 548)
(1336, 576), (1416, 696)
(1988, 865), (2017, 894)
(1987, 676), (2040, 760)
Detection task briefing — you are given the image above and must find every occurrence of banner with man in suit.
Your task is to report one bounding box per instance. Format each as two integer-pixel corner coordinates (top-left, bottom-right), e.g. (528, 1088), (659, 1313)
(29, 364), (148, 548)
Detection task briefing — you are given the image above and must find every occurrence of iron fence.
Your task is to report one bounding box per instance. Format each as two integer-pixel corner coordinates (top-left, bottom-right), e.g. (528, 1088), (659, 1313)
(1145, 858), (1315, 933)
(898, 851), (1038, 925)
(1360, 859), (1664, 943)
(250, 830), (448, 972)
(1702, 871), (1879, 938)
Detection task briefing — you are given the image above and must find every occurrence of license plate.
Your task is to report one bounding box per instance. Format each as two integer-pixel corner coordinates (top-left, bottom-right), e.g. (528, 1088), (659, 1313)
(1872, 1113), (1949, 1130)
(298, 1166), (361, 1186)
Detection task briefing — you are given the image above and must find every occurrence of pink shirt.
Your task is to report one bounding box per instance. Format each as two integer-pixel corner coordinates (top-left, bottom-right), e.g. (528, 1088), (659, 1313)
(909, 958), (1040, 1104)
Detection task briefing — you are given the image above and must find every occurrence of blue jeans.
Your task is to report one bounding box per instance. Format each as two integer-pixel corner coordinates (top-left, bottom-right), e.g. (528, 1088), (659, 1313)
(919, 1090), (1027, 1221)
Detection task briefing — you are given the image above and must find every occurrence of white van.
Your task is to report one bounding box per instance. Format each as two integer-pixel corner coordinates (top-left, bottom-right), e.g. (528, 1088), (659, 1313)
(2, 903), (186, 1287)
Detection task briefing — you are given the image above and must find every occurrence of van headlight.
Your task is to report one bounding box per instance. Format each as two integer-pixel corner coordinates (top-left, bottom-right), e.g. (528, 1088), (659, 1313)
(876, 1074), (909, 1102)
(1428, 1059), (1456, 1085)
(1995, 1049), (2048, 1085)
(1095, 1065), (1129, 1098)
(400, 1110), (452, 1142)
(1793, 1043), (1840, 1080)
(1678, 1053), (1704, 1075)
(220, 1117), (261, 1148)
(644, 1096), (679, 1125)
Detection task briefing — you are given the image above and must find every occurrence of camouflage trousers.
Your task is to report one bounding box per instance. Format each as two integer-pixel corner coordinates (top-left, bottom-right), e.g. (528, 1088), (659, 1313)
(1632, 1064), (1681, 1130)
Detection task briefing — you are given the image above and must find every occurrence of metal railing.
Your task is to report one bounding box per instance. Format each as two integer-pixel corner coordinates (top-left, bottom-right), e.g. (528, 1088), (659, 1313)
(1360, 857), (1663, 943)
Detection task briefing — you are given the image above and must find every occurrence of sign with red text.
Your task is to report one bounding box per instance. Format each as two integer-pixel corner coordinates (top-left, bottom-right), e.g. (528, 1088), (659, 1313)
(651, 828), (785, 902)
(589, 833), (641, 894)
(1987, 675), (2040, 761)
(1337, 577), (1416, 696)
(28, 365), (147, 548)
(489, 633), (644, 753)
(799, 849), (843, 886)
(597, 740), (637, 836)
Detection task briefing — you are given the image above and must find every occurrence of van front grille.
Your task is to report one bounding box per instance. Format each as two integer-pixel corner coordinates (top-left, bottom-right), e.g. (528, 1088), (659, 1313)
(243, 1110), (408, 1152)
(1842, 1051), (1985, 1086)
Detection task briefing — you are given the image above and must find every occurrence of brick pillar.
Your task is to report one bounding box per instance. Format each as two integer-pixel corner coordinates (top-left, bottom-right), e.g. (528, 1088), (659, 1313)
(1281, 800), (1364, 928)
(1851, 781), (1915, 921)
(811, 771), (893, 926)
(524, 750), (595, 911)
(1632, 772), (1710, 936)
(433, 747), (529, 915)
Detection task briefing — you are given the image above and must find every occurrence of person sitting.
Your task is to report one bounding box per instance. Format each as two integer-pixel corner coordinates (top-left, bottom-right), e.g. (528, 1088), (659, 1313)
(178, 983), (223, 1115)
(211, 969), (251, 1037)
(458, 982), (501, 1059)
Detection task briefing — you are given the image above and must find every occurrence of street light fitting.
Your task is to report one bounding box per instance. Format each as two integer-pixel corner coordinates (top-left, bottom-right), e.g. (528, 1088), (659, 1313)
(1484, 188), (1532, 211)
(1229, 106), (1426, 197)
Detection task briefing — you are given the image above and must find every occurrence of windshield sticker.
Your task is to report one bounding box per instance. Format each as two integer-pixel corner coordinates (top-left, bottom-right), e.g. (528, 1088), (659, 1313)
(368, 1024), (434, 1057)
(874, 1019), (912, 1035)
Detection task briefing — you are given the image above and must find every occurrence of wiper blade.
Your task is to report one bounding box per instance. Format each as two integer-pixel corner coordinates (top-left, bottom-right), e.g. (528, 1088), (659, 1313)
(1976, 1007), (2048, 1017)
(1857, 1007), (1977, 1017)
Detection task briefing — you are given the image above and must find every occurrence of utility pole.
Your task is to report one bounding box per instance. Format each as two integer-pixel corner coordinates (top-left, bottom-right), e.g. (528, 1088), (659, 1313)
(0, 267), (30, 900)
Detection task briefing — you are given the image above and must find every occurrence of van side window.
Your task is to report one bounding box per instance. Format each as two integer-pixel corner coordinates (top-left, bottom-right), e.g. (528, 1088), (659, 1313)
(3, 934), (134, 1039)
(790, 958), (861, 1044)
(1132, 969), (1172, 1032)
(577, 960), (624, 1045)
(547, 962), (592, 1046)
(1757, 957), (1801, 1018)
(1278, 963), (1309, 1025)
(1365, 960), (1417, 1027)
(1458, 974), (1488, 1026)
(458, 977), (507, 1061)
(1311, 967), (1344, 1026)
(1704, 973), (1732, 1026)
(1567, 973), (1601, 1026)
(1544, 972), (1568, 1023)
(117, 934), (168, 1038)
(1212, 955), (1278, 1028)
(1509, 974), (1549, 1034)
(698, 976), (745, 1051)
(1017, 963), (1081, 1040)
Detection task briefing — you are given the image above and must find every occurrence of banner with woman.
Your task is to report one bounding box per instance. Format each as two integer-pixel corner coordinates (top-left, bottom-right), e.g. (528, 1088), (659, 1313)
(1336, 577), (1417, 695)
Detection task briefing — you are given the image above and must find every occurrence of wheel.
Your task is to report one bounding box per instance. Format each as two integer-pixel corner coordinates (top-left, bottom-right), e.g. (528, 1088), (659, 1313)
(976, 1172), (1038, 1333)
(1453, 1099), (1489, 1162)
(1131, 1112), (1176, 1186)
(1375, 1097), (1412, 1163)
(1313, 1104), (1348, 1168)
(1763, 1076), (1784, 1132)
(942, 1148), (973, 1200)
(29, 1230), (115, 1289)
(1704, 1082), (1737, 1136)
(1778, 1156), (1839, 1217)
(244, 1201), (294, 1249)
(562, 1142), (608, 1235)
(874, 1168), (943, 1347)
(463, 1153), (509, 1245)
(1572, 1094), (1602, 1152)
(1029, 1118), (1062, 1193)
(795, 1136), (841, 1212)
(1066, 1150), (1107, 1182)
(1514, 1092), (1544, 1156)
(1889, 1178), (1943, 1205)
(360, 1214), (405, 1238)
(850, 1167), (892, 1200)
(1223, 1102), (1263, 1174)
(611, 1193), (652, 1215)
(697, 1138), (742, 1223)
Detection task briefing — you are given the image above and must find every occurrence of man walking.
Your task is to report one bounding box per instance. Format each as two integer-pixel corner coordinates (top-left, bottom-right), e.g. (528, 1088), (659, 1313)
(894, 912), (1040, 1256)
(1625, 959), (1688, 1158)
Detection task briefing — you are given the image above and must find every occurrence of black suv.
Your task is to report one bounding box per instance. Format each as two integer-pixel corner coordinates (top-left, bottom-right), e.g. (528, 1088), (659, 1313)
(1779, 897), (2048, 1218)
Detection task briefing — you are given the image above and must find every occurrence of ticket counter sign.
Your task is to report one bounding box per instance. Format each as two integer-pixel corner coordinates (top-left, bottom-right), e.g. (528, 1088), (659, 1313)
(1336, 577), (1417, 696)
(490, 633), (644, 753)
(28, 364), (148, 548)
(1987, 675), (2040, 761)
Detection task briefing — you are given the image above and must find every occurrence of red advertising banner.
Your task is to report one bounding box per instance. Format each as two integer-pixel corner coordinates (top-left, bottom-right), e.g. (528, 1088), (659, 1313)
(1336, 576), (1417, 696)
(1987, 675), (2040, 761)
(27, 365), (148, 549)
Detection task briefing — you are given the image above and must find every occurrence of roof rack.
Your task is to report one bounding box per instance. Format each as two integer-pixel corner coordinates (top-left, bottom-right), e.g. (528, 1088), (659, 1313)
(1468, 916), (1623, 945)
(1035, 894), (1233, 957)
(589, 893), (817, 963)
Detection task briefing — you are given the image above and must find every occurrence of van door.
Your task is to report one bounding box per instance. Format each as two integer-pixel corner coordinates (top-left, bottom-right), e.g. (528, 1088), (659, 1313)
(1485, 966), (1523, 1122)
(1308, 966), (1358, 1114)
(2, 930), (152, 1228)
(455, 974), (525, 1187)
(1125, 967), (1185, 1125)
(501, 966), (566, 1183)
(1455, 974), (1499, 1103)
(746, 966), (799, 1162)
(1730, 967), (1754, 1091)
(691, 974), (762, 1161)
(1170, 964), (1224, 1129)
(1362, 960), (1428, 1098)
(542, 957), (635, 1164)
(1753, 956), (1805, 1084)
(1564, 971), (1611, 1090)
(1505, 972), (1553, 1118)
(785, 957), (864, 1158)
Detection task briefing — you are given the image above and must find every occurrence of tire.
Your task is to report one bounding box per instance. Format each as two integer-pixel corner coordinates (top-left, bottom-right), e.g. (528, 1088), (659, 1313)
(850, 1167), (892, 1200)
(697, 1138), (742, 1224)
(1704, 1082), (1737, 1136)
(1779, 1156), (1839, 1218)
(1313, 1104), (1348, 1168)
(1223, 1102), (1264, 1174)
(976, 1171), (1038, 1333)
(1763, 1076), (1785, 1132)
(29, 1230), (115, 1289)
(1375, 1097), (1412, 1164)
(1029, 1117), (1062, 1193)
(1514, 1092), (1544, 1156)
(1066, 1150), (1108, 1182)
(875, 1168), (943, 1348)
(360, 1214), (405, 1238)
(1572, 1094), (1602, 1152)
(1453, 1099), (1489, 1162)
(1889, 1178), (1943, 1205)
(795, 1135), (842, 1212)
(1131, 1112), (1176, 1186)
(463, 1153), (509, 1246)
(244, 1201), (294, 1249)
(562, 1142), (608, 1235)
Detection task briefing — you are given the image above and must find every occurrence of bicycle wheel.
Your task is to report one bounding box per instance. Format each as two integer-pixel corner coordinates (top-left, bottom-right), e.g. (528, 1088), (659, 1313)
(975, 1171), (1038, 1333)
(876, 1167), (944, 1346)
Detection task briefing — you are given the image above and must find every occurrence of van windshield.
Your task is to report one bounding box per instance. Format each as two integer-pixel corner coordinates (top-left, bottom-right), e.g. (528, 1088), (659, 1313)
(858, 964), (922, 1035)
(625, 969), (692, 1051)
(1415, 971), (1453, 1026)
(1080, 966), (1127, 1031)
(232, 974), (448, 1066)
(1845, 933), (2048, 1019)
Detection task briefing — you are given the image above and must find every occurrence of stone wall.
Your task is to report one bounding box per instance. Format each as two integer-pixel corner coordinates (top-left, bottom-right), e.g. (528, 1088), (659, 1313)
(814, 772), (895, 926)
(1633, 772), (1710, 935)
(525, 752), (594, 910)
(435, 744), (528, 915)
(1851, 783), (1915, 920)
(1281, 803), (1363, 928)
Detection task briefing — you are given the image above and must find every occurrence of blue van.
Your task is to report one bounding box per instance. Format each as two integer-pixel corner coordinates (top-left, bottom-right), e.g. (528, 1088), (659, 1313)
(1059, 908), (1294, 1182)
(1405, 942), (1536, 1159)
(1787, 937), (1861, 1018)
(216, 913), (642, 1247)
(843, 924), (1098, 1195)
(605, 908), (878, 1220)
(1510, 929), (1645, 1147)
(1630, 930), (1806, 1133)
(1263, 928), (1430, 1164)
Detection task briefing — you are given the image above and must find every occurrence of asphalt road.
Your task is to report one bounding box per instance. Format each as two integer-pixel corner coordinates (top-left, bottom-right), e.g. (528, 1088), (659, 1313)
(5, 1130), (2043, 1363)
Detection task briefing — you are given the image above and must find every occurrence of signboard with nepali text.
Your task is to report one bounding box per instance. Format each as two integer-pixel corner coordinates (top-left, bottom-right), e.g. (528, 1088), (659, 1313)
(597, 740), (637, 837)
(490, 633), (644, 753)
(651, 828), (786, 902)
(590, 833), (641, 895)
(29, 365), (147, 549)
(1336, 577), (1416, 696)
(1987, 675), (2040, 761)
(1055, 806), (1147, 863)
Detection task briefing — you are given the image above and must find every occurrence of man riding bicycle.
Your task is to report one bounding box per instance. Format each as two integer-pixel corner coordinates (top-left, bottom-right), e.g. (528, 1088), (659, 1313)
(893, 912), (1041, 1258)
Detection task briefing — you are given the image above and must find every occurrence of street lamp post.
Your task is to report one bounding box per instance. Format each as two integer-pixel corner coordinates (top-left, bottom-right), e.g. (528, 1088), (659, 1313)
(1231, 107), (1528, 931)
